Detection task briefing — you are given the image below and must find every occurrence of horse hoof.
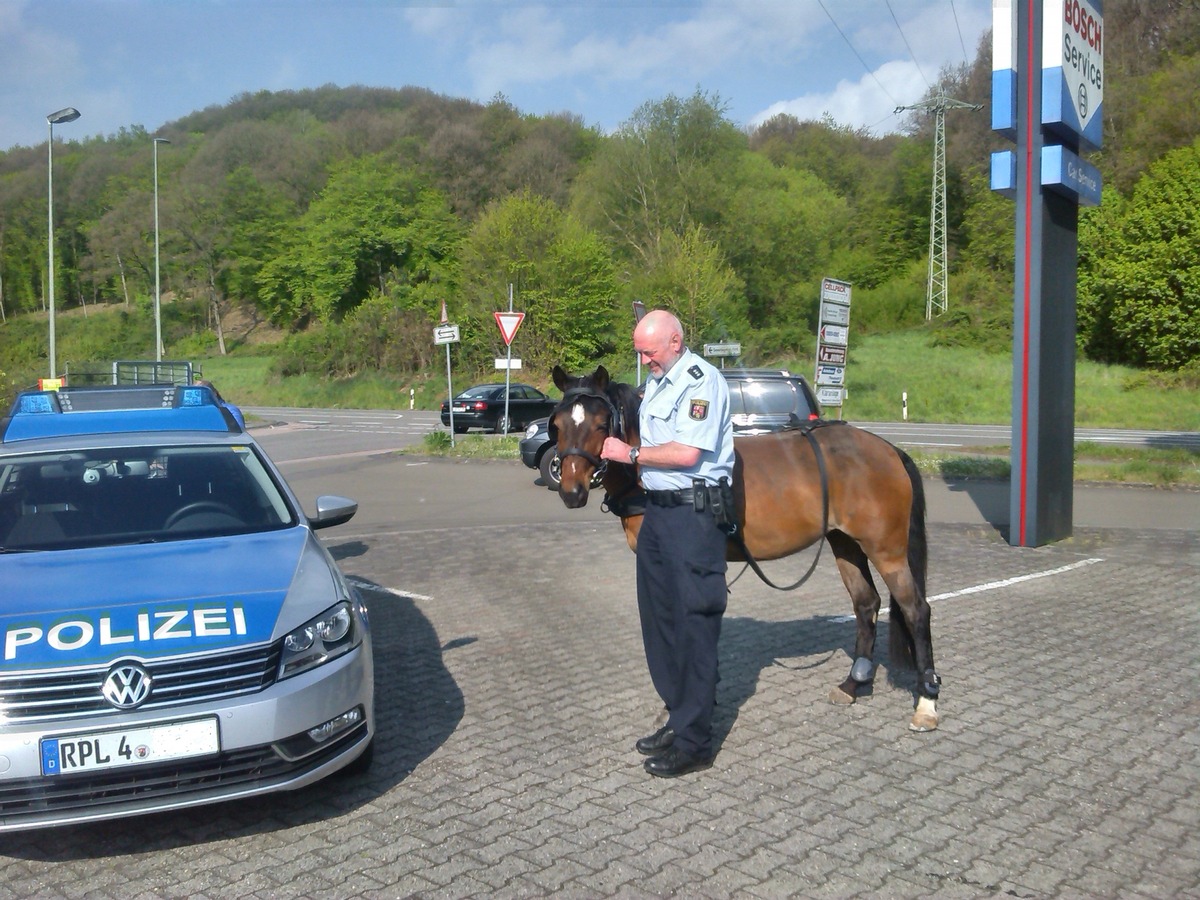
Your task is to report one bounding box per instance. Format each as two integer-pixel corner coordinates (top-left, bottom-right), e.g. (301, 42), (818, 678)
(908, 697), (939, 732)
(829, 681), (857, 705)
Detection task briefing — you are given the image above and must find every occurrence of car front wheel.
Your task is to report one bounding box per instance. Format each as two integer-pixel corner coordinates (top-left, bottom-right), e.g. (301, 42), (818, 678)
(539, 448), (561, 490)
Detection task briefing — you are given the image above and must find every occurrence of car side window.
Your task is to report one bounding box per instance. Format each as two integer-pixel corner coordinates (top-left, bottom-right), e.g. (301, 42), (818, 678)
(727, 384), (747, 418)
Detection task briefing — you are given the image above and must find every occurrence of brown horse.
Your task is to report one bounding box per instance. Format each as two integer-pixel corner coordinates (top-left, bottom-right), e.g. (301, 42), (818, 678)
(549, 365), (940, 732)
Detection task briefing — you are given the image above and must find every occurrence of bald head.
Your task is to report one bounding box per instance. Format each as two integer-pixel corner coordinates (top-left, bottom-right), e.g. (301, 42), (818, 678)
(634, 310), (685, 379)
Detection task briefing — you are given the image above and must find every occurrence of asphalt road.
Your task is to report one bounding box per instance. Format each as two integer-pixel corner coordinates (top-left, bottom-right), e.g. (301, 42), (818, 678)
(1, 414), (1196, 898)
(242, 406), (1200, 453)
(242, 410), (1199, 535)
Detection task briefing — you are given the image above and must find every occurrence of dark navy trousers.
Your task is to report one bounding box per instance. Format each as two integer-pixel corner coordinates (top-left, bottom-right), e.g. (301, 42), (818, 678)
(635, 502), (728, 757)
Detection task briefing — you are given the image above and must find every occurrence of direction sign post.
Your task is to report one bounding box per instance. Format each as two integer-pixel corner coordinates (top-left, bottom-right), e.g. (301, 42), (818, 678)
(632, 301), (647, 381)
(702, 342), (741, 368)
(433, 317), (461, 444)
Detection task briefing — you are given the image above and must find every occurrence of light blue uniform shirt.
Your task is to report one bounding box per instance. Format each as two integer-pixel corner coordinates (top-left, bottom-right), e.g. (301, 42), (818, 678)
(639, 347), (735, 491)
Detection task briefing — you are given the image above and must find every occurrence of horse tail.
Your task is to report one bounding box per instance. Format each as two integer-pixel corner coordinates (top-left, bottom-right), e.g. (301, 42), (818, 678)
(901, 446), (927, 597)
(888, 445), (927, 670)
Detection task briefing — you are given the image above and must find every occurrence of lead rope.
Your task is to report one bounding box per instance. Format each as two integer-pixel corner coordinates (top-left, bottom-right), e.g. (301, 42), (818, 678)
(726, 426), (830, 592)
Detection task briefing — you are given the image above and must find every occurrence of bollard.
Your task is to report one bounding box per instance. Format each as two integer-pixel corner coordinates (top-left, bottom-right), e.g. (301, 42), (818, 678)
(410, 387), (415, 410)
(902, 391), (908, 421)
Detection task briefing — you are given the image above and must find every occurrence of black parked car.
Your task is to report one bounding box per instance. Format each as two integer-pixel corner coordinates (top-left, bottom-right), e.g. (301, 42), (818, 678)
(723, 367), (822, 434)
(521, 368), (821, 489)
(440, 383), (558, 434)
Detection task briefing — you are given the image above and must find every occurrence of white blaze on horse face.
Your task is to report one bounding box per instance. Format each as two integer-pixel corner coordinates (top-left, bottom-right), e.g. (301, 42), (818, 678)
(571, 403), (586, 427)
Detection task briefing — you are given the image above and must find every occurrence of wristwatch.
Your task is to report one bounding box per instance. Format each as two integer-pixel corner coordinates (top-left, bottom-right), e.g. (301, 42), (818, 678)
(628, 446), (640, 465)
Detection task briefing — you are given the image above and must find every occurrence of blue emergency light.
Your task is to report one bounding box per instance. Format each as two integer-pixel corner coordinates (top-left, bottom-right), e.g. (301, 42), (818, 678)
(2, 385), (240, 443)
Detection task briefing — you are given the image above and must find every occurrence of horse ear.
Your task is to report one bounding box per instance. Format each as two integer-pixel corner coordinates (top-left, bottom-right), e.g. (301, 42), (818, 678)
(593, 366), (610, 390)
(552, 366), (570, 391)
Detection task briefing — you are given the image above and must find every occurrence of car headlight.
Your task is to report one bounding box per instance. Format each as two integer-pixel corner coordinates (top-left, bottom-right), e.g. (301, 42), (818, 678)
(525, 422), (540, 439)
(279, 602), (360, 679)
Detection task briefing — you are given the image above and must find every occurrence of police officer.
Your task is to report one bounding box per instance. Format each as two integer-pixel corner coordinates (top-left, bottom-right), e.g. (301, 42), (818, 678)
(600, 310), (735, 777)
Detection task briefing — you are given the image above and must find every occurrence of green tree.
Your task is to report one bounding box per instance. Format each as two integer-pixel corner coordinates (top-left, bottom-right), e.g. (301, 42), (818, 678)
(460, 191), (617, 376)
(570, 90), (745, 269)
(257, 154), (462, 325)
(636, 223), (744, 347)
(719, 153), (849, 329)
(1078, 139), (1200, 369)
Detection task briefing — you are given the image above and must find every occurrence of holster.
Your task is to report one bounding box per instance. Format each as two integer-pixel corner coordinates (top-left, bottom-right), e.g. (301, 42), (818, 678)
(696, 476), (738, 535)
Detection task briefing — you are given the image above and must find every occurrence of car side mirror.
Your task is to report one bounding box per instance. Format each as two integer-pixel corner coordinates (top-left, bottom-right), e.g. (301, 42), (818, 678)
(309, 494), (358, 530)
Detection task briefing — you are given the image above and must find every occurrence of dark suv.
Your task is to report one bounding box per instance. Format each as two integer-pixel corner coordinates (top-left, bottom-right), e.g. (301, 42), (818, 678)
(520, 368), (821, 489)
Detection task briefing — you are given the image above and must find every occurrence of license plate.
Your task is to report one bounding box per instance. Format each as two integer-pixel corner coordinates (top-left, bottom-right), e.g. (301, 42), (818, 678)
(453, 404), (469, 412)
(40, 717), (220, 776)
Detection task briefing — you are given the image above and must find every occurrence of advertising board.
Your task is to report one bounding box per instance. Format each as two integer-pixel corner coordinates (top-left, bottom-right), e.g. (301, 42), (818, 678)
(816, 365), (845, 387)
(816, 386), (845, 407)
(820, 302), (850, 327)
(818, 345), (846, 365)
(819, 324), (848, 347)
(820, 277), (852, 306)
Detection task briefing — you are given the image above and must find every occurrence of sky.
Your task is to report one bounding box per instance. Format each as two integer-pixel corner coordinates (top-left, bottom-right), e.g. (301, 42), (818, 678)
(1, 0), (993, 153)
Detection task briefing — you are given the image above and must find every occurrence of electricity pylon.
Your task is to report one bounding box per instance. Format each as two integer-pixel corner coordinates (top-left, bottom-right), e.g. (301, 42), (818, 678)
(895, 92), (982, 319)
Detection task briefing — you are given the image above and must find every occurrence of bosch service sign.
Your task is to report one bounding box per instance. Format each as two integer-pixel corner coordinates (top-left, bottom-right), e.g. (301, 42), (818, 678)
(1043, 0), (1103, 151)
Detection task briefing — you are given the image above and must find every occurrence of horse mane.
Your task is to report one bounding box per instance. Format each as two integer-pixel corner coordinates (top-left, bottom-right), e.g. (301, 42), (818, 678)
(607, 380), (642, 442)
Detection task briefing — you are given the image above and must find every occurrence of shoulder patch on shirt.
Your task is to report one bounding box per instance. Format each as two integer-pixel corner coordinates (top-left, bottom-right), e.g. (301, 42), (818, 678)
(688, 364), (703, 379)
(689, 399), (709, 420)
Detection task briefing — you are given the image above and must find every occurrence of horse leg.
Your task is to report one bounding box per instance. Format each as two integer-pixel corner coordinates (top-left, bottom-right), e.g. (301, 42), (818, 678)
(826, 531), (883, 706)
(878, 564), (940, 732)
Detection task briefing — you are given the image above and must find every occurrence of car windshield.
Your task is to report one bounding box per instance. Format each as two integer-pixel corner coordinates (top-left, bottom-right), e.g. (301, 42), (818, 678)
(0, 444), (296, 551)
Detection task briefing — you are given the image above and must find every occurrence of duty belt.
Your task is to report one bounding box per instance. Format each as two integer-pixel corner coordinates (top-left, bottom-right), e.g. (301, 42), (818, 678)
(644, 487), (708, 507)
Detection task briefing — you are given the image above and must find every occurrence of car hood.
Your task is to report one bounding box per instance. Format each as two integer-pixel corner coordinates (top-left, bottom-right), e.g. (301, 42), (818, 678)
(0, 529), (334, 671)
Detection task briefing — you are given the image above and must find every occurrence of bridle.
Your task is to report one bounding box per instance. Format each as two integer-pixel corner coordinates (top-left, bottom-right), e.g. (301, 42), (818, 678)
(550, 385), (626, 489)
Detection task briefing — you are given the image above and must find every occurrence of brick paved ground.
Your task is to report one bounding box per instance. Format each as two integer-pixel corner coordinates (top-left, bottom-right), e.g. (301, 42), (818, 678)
(1, 519), (1197, 898)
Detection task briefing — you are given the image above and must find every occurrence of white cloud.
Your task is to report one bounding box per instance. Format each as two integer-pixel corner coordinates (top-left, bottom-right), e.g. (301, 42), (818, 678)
(750, 59), (930, 134)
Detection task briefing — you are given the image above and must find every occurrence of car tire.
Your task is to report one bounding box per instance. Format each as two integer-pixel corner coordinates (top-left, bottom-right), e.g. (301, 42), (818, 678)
(494, 415), (511, 434)
(453, 424), (468, 434)
(539, 448), (561, 491)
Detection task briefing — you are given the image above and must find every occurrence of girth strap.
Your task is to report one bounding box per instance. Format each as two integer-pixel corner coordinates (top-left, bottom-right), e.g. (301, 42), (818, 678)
(726, 425), (831, 592)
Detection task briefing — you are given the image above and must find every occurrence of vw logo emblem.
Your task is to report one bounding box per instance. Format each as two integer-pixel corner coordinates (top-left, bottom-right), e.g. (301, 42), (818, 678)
(102, 663), (153, 709)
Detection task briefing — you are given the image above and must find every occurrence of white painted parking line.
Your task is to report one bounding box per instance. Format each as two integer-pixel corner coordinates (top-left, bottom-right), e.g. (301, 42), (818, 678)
(926, 558), (1104, 602)
(831, 557), (1105, 622)
(345, 577), (433, 603)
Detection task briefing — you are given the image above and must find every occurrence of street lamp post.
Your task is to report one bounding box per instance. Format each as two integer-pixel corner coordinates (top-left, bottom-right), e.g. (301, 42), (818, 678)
(46, 107), (81, 380)
(153, 137), (171, 362)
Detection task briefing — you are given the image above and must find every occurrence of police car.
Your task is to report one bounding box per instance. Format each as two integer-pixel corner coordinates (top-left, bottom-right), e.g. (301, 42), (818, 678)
(0, 384), (373, 832)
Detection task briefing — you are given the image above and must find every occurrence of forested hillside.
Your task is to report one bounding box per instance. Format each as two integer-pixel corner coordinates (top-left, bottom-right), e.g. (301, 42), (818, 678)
(1, 0), (1197, 393)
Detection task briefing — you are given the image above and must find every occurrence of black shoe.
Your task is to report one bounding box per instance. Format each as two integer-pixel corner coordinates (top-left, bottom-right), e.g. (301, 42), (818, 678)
(643, 746), (712, 778)
(635, 725), (675, 756)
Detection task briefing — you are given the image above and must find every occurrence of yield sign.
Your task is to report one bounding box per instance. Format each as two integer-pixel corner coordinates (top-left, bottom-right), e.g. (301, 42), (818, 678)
(494, 311), (525, 346)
